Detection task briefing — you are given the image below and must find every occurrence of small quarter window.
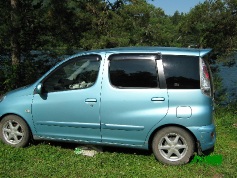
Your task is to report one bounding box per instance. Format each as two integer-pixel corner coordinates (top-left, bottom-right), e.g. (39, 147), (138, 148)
(162, 55), (200, 89)
(109, 55), (159, 88)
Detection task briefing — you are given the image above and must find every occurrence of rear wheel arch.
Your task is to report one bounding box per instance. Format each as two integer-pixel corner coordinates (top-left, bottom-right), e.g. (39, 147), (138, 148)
(148, 124), (197, 165)
(148, 124), (197, 149)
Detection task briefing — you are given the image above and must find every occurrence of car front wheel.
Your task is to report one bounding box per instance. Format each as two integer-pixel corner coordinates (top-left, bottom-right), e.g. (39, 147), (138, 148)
(0, 115), (30, 147)
(152, 126), (195, 165)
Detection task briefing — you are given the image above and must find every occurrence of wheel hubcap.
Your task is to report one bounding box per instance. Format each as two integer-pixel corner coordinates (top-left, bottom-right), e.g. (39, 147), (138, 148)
(2, 120), (24, 144)
(158, 133), (188, 161)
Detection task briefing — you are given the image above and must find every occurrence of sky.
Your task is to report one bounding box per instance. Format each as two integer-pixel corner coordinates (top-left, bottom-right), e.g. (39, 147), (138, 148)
(109, 0), (206, 15)
(148, 0), (206, 15)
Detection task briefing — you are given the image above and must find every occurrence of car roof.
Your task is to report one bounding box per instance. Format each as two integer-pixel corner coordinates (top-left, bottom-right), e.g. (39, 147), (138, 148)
(82, 46), (212, 57)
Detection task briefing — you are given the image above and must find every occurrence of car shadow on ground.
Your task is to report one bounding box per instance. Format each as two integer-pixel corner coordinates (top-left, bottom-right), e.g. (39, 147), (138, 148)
(32, 140), (152, 156)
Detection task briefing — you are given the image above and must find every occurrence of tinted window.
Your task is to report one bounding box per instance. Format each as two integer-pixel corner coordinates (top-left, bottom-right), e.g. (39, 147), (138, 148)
(162, 55), (200, 89)
(109, 56), (158, 88)
(43, 55), (101, 92)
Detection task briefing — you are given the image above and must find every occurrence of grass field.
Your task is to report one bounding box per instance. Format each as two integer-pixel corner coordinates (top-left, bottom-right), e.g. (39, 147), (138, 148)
(0, 106), (236, 178)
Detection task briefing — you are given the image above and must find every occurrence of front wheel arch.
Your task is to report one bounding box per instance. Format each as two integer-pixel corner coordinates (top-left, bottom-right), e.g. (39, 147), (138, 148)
(0, 114), (32, 147)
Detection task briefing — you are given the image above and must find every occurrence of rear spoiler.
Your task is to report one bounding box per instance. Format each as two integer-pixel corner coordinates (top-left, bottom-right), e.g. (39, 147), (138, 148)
(199, 49), (212, 57)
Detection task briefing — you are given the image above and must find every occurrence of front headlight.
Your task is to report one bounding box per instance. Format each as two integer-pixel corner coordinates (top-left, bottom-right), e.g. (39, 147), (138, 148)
(0, 95), (6, 102)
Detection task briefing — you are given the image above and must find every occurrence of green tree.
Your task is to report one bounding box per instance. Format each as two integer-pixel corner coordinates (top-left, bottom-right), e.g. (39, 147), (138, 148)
(179, 0), (237, 53)
(10, 0), (21, 66)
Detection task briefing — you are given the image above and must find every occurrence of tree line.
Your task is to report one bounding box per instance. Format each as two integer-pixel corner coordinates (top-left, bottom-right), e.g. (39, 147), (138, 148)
(0, 0), (237, 101)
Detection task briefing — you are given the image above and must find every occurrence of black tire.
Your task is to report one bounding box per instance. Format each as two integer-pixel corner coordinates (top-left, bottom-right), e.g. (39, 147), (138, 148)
(152, 126), (194, 165)
(0, 115), (30, 147)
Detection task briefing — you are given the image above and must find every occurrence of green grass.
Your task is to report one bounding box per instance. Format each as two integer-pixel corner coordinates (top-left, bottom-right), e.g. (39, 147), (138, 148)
(0, 106), (237, 178)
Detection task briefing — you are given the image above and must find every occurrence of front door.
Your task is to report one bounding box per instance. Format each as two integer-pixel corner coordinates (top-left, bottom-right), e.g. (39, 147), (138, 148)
(32, 54), (102, 142)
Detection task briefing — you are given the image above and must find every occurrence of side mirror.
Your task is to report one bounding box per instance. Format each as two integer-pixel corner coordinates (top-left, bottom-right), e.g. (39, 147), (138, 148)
(34, 83), (43, 94)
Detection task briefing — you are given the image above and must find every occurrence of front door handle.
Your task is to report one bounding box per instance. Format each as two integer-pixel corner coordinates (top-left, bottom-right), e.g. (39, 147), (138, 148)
(151, 97), (165, 102)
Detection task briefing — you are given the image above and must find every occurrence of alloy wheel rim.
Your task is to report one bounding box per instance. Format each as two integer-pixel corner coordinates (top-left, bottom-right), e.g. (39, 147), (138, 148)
(158, 133), (188, 161)
(2, 120), (24, 144)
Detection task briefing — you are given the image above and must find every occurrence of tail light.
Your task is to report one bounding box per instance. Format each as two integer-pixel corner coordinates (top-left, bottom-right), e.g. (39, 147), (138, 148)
(200, 58), (212, 97)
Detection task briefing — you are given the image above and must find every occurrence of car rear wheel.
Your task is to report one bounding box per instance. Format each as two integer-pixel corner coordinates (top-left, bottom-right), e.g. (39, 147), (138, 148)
(152, 126), (194, 165)
(0, 115), (30, 147)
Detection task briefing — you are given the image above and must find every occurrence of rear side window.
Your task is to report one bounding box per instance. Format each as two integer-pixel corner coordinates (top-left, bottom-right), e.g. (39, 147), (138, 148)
(109, 54), (159, 88)
(162, 55), (200, 89)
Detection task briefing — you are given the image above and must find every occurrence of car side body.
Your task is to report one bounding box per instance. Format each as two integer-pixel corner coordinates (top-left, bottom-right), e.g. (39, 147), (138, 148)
(0, 47), (216, 165)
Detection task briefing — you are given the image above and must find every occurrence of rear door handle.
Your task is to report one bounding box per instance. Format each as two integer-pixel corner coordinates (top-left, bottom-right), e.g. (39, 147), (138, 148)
(85, 98), (97, 104)
(151, 97), (165, 102)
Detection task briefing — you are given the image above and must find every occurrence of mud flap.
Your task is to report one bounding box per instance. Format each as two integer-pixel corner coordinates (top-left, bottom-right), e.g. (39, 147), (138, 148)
(196, 141), (204, 156)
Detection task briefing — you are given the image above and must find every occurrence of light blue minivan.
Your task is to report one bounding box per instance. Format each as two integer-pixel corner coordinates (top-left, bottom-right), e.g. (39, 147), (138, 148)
(0, 47), (216, 165)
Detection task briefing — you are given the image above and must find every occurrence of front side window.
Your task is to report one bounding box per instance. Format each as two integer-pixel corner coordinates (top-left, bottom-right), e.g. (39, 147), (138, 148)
(109, 54), (159, 88)
(43, 55), (101, 93)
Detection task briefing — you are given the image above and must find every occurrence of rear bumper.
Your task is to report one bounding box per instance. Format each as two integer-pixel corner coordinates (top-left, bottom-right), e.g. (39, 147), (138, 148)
(188, 124), (216, 152)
